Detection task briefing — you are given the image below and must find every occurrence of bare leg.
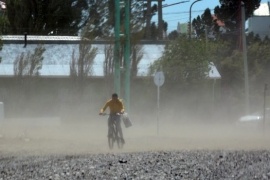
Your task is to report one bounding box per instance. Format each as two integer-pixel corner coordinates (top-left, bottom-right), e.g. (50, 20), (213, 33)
(107, 116), (112, 137)
(115, 116), (124, 143)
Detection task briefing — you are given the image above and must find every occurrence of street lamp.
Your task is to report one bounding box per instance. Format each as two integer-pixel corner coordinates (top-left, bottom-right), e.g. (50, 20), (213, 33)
(124, 0), (131, 113)
(114, 0), (131, 112)
(189, 0), (202, 39)
(114, 0), (121, 95)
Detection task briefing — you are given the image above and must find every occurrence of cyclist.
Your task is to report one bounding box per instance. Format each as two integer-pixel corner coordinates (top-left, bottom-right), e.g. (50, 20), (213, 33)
(99, 93), (125, 144)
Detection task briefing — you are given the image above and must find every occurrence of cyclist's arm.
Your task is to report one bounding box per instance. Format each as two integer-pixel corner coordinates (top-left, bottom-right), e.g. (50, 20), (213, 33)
(100, 102), (109, 114)
(119, 99), (125, 114)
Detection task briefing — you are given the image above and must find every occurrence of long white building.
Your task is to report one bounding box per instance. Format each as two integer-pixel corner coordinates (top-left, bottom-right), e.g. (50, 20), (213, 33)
(248, 2), (270, 39)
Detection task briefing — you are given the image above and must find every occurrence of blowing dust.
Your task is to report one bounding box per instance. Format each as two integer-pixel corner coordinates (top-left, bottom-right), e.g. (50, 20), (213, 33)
(0, 83), (269, 155)
(0, 114), (270, 156)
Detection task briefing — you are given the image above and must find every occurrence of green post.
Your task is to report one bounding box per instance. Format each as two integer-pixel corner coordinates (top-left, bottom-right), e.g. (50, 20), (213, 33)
(114, 0), (121, 95)
(124, 0), (130, 113)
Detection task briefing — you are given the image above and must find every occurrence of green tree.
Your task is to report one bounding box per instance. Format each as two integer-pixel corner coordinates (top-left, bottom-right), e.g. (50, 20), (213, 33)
(150, 22), (158, 40)
(83, 0), (148, 39)
(107, 0), (145, 34)
(102, 36), (144, 78)
(6, 0), (88, 35)
(13, 45), (46, 115)
(246, 35), (270, 92)
(103, 43), (114, 77)
(213, 0), (261, 41)
(69, 37), (98, 102)
(70, 40), (98, 79)
(150, 35), (210, 87)
(192, 8), (213, 39)
(0, 10), (9, 34)
(14, 45), (45, 76)
(168, 30), (179, 40)
(211, 33), (270, 112)
(83, 1), (109, 38)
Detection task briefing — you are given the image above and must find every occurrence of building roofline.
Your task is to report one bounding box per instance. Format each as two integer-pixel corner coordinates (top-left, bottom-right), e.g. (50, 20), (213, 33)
(250, 15), (270, 17)
(0, 35), (169, 45)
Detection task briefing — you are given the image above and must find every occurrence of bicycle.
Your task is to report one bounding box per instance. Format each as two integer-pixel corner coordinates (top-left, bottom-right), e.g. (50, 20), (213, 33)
(100, 113), (124, 149)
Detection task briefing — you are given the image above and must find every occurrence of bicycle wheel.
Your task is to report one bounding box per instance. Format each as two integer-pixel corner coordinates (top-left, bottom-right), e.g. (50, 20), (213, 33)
(115, 130), (124, 149)
(108, 135), (114, 149)
(116, 137), (123, 149)
(108, 124), (115, 149)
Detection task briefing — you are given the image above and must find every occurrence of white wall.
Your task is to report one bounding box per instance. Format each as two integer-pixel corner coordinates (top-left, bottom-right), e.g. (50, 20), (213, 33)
(248, 16), (270, 39)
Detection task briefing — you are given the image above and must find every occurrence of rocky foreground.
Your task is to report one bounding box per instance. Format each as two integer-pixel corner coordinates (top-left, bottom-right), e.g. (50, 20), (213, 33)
(1, 150), (270, 180)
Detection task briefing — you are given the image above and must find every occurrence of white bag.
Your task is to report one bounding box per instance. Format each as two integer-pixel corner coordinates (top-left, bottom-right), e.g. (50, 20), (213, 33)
(122, 113), (132, 128)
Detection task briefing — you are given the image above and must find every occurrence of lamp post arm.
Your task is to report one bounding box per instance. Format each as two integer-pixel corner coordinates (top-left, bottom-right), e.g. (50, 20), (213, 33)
(189, 0), (202, 39)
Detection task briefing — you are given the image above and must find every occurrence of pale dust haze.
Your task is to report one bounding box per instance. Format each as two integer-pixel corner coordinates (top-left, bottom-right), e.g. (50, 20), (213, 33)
(0, 112), (270, 156)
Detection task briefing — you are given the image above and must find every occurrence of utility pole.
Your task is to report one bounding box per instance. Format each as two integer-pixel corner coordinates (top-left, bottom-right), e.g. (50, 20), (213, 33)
(124, 0), (131, 113)
(145, 0), (152, 39)
(241, 2), (250, 115)
(114, 0), (121, 95)
(157, 0), (163, 39)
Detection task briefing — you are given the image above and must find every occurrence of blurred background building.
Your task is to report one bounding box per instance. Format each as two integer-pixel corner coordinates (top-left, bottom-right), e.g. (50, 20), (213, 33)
(248, 2), (270, 39)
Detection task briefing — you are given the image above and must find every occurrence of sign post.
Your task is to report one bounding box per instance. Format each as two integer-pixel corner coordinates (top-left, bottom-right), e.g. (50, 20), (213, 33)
(154, 71), (165, 135)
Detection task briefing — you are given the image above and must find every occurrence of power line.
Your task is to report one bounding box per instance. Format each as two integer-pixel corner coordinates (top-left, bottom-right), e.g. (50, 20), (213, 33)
(163, 9), (214, 15)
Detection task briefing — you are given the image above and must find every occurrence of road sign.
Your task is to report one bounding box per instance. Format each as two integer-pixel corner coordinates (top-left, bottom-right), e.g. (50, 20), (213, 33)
(154, 71), (165, 135)
(154, 71), (165, 87)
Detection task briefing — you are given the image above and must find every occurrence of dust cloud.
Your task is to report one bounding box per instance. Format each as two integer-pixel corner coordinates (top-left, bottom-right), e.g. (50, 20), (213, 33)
(0, 113), (270, 156)
(0, 80), (270, 156)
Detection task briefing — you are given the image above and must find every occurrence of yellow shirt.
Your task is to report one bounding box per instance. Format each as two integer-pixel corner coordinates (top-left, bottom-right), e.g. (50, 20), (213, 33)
(100, 99), (125, 114)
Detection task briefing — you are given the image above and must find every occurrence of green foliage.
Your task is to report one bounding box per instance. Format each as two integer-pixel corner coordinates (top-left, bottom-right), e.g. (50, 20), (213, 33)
(216, 0), (261, 21)
(93, 0), (145, 37)
(213, 0), (261, 40)
(211, 33), (270, 110)
(247, 37), (270, 89)
(192, 8), (212, 38)
(168, 30), (179, 40)
(150, 22), (158, 40)
(103, 43), (114, 77)
(150, 35), (210, 87)
(217, 33), (270, 91)
(5, 0), (88, 35)
(193, 0), (260, 42)
(108, 0), (144, 28)
(219, 50), (243, 87)
(83, 0), (148, 39)
(13, 45), (45, 76)
(102, 41), (143, 78)
(130, 44), (143, 78)
(83, 1), (109, 38)
(70, 40), (98, 79)
(0, 12), (9, 34)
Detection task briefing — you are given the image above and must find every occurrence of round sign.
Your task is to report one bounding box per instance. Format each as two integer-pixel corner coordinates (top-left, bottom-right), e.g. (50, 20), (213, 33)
(154, 71), (165, 87)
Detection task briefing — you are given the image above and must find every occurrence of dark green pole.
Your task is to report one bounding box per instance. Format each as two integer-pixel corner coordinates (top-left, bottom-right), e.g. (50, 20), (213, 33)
(124, 0), (130, 113)
(114, 0), (121, 95)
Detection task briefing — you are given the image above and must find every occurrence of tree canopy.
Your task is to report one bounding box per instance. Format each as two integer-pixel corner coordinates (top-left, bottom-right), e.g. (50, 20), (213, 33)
(213, 0), (261, 40)
(150, 35), (212, 87)
(191, 0), (261, 43)
(5, 0), (89, 35)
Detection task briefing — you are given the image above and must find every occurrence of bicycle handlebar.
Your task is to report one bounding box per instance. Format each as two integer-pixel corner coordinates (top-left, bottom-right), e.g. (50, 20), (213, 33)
(99, 112), (123, 116)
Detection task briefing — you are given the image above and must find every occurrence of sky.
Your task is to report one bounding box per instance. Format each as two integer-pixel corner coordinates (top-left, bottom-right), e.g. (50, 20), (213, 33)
(152, 0), (270, 33)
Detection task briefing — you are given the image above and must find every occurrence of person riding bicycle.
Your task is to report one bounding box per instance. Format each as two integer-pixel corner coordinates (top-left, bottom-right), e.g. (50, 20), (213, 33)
(99, 93), (125, 144)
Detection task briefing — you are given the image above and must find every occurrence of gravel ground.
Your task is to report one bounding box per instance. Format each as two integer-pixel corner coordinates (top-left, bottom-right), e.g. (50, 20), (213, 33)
(1, 150), (270, 179)
(1, 120), (270, 179)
